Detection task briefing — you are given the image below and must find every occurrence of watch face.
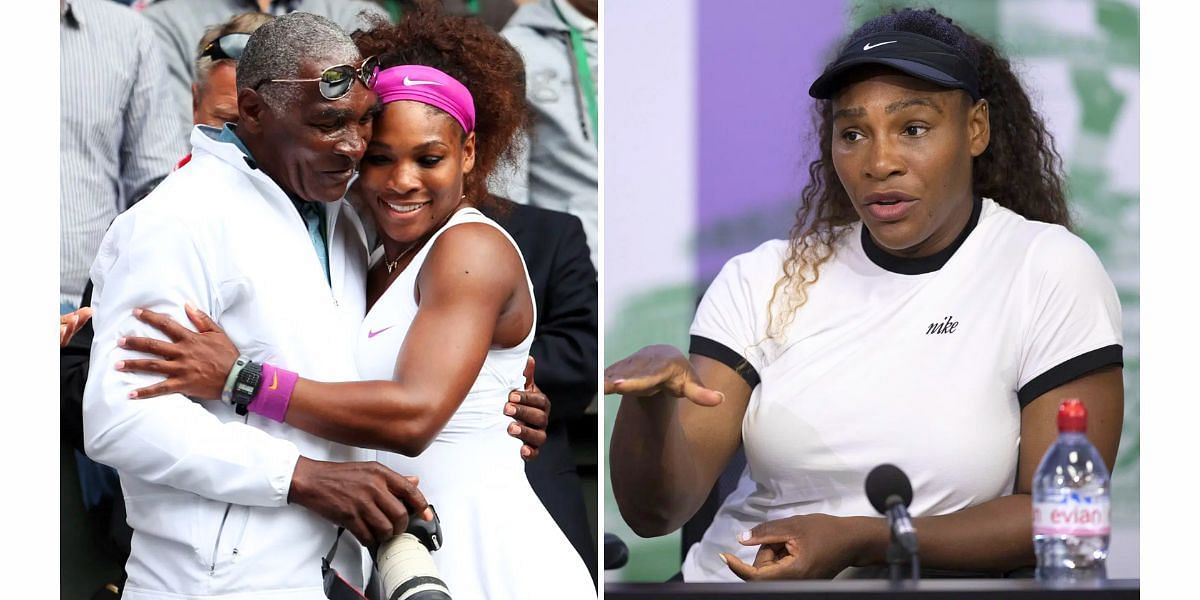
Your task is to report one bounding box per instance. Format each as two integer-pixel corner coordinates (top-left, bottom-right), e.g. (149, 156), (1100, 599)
(233, 363), (261, 402)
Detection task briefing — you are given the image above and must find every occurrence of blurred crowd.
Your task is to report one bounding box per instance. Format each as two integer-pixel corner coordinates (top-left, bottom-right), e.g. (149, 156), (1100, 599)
(59, 1), (597, 597)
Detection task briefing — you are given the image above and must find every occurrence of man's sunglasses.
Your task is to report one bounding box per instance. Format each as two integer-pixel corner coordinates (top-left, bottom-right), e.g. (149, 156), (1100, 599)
(199, 33), (251, 62)
(260, 55), (380, 101)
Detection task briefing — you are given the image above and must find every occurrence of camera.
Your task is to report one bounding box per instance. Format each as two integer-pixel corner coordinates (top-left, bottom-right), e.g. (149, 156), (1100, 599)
(376, 505), (450, 600)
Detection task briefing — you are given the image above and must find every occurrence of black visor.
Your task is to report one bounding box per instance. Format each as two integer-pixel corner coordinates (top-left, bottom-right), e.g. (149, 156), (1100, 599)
(808, 31), (980, 101)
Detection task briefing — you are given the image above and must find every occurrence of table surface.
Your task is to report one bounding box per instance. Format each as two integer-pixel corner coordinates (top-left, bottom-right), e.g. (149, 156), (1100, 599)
(605, 578), (1141, 599)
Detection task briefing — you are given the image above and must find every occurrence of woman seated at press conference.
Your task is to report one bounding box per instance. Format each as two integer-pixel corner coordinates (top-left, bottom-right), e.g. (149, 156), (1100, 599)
(606, 7), (1123, 581)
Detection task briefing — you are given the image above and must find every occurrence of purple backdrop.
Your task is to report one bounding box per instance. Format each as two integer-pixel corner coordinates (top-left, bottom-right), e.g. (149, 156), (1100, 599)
(696, 0), (846, 281)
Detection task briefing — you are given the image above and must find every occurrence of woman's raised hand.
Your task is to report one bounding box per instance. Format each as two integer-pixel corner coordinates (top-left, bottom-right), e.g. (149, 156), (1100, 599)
(604, 344), (725, 406)
(115, 304), (239, 400)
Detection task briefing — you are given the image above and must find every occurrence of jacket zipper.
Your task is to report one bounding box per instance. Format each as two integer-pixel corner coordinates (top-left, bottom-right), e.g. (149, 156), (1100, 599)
(210, 410), (252, 575)
(209, 503), (233, 574)
(230, 506), (251, 562)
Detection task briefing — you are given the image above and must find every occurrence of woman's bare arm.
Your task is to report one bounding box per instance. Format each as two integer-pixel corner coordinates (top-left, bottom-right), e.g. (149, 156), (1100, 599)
(607, 350), (752, 536)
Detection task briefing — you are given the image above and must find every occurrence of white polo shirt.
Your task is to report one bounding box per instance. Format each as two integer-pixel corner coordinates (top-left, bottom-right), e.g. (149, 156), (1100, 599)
(681, 197), (1122, 581)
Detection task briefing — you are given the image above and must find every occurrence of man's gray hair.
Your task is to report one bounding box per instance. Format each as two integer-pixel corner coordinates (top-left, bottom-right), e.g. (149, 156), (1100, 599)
(236, 12), (361, 110)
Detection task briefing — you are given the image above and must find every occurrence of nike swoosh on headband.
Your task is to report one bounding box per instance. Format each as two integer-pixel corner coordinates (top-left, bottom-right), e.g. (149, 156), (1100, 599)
(403, 76), (444, 86)
(863, 40), (899, 51)
(368, 325), (395, 338)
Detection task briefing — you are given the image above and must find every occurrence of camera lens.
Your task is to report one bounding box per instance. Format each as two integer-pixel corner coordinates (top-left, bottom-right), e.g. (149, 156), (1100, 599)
(377, 533), (451, 600)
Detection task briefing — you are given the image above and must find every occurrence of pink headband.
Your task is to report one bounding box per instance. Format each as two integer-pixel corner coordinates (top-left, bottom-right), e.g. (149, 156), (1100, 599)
(372, 64), (476, 133)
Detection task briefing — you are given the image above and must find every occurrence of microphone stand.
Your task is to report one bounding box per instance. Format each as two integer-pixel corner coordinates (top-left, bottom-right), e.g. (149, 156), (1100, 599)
(885, 499), (920, 585)
(886, 533), (906, 584)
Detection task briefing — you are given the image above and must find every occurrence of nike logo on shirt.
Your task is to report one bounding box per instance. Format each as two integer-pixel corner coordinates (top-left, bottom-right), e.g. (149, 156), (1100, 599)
(368, 325), (395, 338)
(926, 316), (959, 335)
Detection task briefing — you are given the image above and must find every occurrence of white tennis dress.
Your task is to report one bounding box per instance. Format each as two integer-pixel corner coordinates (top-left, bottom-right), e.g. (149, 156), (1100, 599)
(355, 207), (595, 599)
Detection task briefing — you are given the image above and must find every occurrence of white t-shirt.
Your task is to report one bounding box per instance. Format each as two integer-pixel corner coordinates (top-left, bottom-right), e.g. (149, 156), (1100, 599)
(680, 198), (1122, 581)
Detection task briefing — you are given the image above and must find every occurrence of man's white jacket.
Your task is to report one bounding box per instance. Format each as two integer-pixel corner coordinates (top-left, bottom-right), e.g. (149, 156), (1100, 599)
(84, 127), (371, 599)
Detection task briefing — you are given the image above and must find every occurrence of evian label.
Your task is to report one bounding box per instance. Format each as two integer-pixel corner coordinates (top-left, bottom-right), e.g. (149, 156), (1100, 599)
(1034, 495), (1110, 536)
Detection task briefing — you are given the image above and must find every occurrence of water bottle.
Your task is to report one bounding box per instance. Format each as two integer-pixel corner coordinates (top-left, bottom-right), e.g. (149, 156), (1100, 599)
(1032, 398), (1110, 582)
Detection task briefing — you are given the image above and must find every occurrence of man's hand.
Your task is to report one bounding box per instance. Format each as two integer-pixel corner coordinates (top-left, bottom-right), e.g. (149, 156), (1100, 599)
(288, 456), (432, 549)
(505, 356), (549, 460)
(722, 514), (878, 580)
(60, 307), (93, 347)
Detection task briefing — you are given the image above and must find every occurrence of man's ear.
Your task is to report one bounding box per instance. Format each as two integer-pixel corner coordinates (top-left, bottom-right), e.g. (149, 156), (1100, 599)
(237, 87), (268, 135)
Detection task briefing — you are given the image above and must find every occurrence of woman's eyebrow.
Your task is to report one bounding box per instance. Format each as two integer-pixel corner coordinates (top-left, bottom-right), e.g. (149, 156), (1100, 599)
(885, 97), (942, 114)
(413, 140), (450, 151)
(833, 106), (866, 121)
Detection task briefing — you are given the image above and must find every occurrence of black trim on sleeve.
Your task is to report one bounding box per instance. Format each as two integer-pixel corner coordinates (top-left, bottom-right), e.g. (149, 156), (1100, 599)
(1018, 344), (1123, 409)
(689, 335), (760, 390)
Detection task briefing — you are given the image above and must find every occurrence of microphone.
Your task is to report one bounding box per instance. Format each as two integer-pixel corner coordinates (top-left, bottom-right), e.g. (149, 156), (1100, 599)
(865, 464), (920, 582)
(604, 533), (629, 570)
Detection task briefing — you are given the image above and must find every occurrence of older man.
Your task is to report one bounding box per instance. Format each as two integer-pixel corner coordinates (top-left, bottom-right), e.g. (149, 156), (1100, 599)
(144, 0), (387, 148)
(82, 14), (425, 598)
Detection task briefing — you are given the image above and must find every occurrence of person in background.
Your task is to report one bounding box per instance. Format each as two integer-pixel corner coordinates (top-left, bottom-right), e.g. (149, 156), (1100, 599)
(61, 0), (179, 313)
(142, 0), (388, 149)
(495, 0), (598, 267)
(60, 2), (180, 597)
(191, 12), (274, 129)
(374, 0), (522, 31)
(173, 11), (275, 169)
(111, 0), (150, 9)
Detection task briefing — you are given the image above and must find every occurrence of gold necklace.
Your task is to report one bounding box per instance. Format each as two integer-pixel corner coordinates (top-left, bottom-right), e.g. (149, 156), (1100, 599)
(384, 242), (420, 274)
(381, 199), (465, 274)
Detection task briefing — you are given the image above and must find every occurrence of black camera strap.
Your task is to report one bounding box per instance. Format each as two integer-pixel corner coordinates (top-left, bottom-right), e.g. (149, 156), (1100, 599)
(322, 527), (369, 600)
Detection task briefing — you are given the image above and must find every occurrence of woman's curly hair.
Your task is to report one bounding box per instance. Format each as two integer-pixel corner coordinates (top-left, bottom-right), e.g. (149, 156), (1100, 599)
(764, 7), (1069, 340)
(352, 0), (530, 205)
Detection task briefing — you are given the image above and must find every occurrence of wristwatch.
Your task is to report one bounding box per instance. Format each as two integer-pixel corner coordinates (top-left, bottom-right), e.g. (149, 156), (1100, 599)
(232, 360), (264, 416)
(221, 356), (250, 406)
